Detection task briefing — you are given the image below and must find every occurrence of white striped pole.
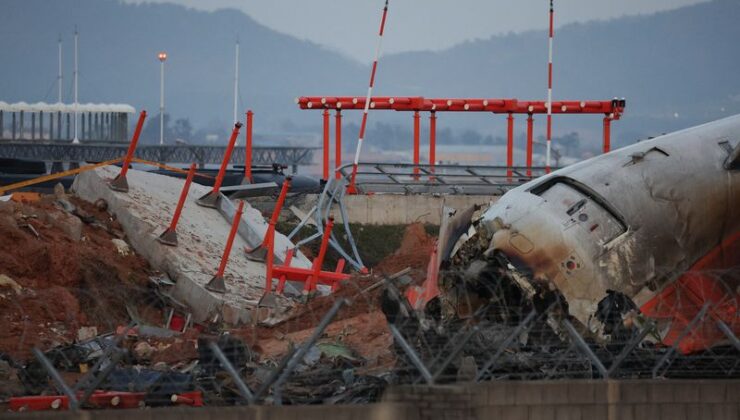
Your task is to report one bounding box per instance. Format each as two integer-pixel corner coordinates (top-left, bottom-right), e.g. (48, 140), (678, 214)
(545, 0), (554, 173)
(348, 0), (390, 193)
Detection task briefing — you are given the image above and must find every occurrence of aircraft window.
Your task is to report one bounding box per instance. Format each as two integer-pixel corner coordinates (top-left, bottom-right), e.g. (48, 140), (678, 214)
(530, 177), (627, 244)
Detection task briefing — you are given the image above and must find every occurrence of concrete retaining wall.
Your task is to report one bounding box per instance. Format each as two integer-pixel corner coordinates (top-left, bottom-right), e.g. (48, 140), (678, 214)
(9, 380), (738, 419)
(292, 194), (497, 226)
(383, 380), (740, 420)
(71, 166), (300, 325)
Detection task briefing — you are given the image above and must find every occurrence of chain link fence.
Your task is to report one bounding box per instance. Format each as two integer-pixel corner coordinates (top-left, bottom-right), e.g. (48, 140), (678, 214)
(0, 266), (737, 411)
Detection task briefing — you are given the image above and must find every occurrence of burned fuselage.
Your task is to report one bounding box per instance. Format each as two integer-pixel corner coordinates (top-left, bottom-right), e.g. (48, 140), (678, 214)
(447, 115), (740, 349)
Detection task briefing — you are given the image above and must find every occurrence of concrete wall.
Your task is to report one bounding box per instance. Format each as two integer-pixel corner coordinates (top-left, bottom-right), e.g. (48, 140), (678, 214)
(383, 380), (740, 420)
(292, 194), (497, 226)
(9, 380), (738, 419)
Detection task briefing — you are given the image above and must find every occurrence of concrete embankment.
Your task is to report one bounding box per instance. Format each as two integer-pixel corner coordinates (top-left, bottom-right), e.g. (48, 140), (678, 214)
(72, 166), (307, 325)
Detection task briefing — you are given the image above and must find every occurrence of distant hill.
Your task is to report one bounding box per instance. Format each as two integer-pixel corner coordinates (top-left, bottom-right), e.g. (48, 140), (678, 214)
(377, 0), (740, 148)
(1, 0), (739, 149)
(0, 0), (364, 142)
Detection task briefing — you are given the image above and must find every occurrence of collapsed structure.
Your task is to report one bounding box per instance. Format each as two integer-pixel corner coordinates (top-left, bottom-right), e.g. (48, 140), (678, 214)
(0, 111), (738, 411)
(394, 115), (740, 382)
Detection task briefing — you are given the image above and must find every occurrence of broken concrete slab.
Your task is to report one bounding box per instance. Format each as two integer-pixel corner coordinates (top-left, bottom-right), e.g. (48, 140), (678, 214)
(217, 194), (311, 267)
(71, 166), (308, 325)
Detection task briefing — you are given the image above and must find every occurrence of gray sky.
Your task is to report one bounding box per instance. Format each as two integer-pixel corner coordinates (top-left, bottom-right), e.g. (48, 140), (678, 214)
(123, 0), (708, 62)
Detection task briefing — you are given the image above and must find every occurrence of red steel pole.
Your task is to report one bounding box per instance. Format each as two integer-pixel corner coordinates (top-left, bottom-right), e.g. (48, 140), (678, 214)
(264, 220), (276, 294)
(214, 123), (241, 194)
(413, 110), (420, 178)
(157, 163), (197, 246)
(335, 110), (342, 179)
(603, 116), (611, 154)
(306, 216), (335, 293)
(197, 122), (242, 207)
(218, 202), (244, 277)
(119, 110), (146, 179)
(348, 0), (391, 193)
(245, 110), (253, 182)
(507, 113), (514, 179)
(206, 200), (245, 293)
(245, 176), (291, 261)
(429, 111), (437, 173)
(270, 177), (291, 225)
(323, 109), (330, 180)
(169, 163), (196, 231)
(526, 114), (534, 177)
(109, 110), (147, 192)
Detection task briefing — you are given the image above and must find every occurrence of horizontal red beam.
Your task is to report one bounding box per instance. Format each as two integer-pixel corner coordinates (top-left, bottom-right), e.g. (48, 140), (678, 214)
(296, 96), (625, 118)
(272, 265), (350, 283)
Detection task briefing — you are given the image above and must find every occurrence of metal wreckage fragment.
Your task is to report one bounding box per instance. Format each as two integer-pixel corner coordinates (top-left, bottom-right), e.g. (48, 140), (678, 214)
(383, 115), (740, 381)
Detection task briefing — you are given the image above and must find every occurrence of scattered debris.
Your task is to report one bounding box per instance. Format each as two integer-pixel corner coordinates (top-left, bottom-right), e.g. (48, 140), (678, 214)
(0, 274), (22, 295)
(1, 128), (737, 414)
(76, 327), (98, 342)
(111, 238), (131, 256)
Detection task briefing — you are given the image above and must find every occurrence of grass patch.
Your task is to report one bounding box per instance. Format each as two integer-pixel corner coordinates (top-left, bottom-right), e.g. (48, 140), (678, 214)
(276, 221), (438, 270)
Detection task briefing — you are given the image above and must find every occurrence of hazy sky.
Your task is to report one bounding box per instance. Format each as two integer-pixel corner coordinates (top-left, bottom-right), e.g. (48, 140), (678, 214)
(125, 0), (707, 62)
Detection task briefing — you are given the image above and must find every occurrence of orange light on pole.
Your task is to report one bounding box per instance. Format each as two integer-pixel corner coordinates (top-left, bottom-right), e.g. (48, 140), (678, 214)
(157, 51), (168, 62)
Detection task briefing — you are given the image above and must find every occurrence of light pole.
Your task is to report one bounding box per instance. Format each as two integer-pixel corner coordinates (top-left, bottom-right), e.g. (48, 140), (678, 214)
(58, 34), (63, 104)
(233, 39), (239, 126)
(158, 51), (167, 146)
(73, 27), (79, 144)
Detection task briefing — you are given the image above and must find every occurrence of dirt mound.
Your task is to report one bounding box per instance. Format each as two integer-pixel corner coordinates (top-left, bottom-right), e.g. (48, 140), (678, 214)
(264, 222), (435, 334)
(0, 194), (154, 360)
(374, 222), (435, 283)
(232, 222), (436, 369)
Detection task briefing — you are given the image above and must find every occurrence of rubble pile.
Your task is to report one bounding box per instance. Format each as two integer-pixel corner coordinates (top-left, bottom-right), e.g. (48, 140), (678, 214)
(0, 190), (155, 360)
(0, 200), (437, 411)
(380, 207), (740, 384)
(1, 176), (735, 413)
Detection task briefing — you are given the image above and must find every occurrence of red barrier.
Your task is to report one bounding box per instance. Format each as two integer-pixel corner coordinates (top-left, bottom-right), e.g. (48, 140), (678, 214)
(10, 395), (69, 411)
(266, 216), (350, 295)
(206, 200), (245, 293)
(297, 96), (625, 117)
(301, 96), (625, 191)
(9, 391), (203, 411)
(245, 110), (254, 182)
(245, 176), (292, 262)
(109, 110), (147, 192)
(197, 122), (242, 208)
(157, 163), (196, 246)
(170, 393), (203, 406)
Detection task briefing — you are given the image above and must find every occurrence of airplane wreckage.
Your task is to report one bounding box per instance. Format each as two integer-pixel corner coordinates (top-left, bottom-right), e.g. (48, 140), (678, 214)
(397, 114), (740, 367)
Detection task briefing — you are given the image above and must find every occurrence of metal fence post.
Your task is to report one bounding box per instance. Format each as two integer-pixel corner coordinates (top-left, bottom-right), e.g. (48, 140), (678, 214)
(207, 341), (256, 404)
(388, 324), (434, 385)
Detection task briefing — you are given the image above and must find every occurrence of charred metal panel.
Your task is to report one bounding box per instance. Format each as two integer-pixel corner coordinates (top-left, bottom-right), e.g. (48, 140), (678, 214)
(476, 114), (740, 333)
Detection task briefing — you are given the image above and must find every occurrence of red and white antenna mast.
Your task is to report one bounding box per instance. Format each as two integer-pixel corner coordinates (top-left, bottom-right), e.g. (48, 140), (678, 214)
(545, 0), (554, 172)
(348, 0), (390, 193)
